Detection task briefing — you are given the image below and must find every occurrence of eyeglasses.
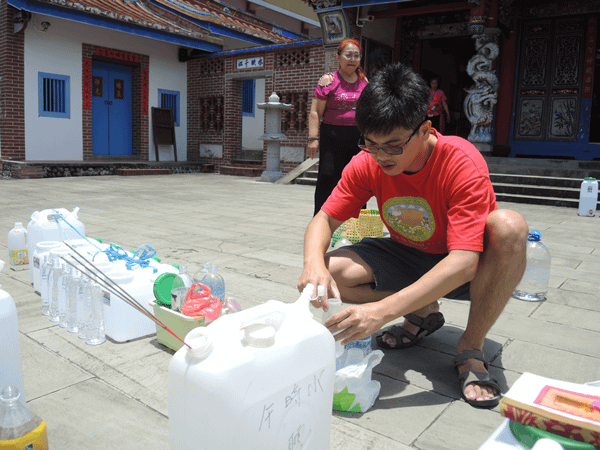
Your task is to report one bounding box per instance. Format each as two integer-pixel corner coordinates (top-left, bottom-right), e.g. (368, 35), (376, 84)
(340, 52), (361, 60)
(358, 119), (427, 156)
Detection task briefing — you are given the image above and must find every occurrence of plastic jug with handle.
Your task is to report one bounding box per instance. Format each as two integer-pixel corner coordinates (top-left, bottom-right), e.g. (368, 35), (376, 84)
(168, 284), (336, 450)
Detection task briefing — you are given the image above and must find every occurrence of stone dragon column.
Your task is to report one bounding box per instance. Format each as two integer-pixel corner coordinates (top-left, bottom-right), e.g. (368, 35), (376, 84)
(464, 1), (501, 155)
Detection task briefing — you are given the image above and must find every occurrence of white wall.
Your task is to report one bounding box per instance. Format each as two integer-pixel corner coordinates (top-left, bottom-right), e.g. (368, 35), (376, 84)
(150, 50), (187, 162)
(25, 21), (83, 160)
(242, 78), (265, 151)
(24, 14), (187, 161)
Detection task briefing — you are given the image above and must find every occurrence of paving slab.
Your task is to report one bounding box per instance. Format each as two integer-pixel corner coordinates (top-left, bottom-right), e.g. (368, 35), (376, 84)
(0, 175), (599, 450)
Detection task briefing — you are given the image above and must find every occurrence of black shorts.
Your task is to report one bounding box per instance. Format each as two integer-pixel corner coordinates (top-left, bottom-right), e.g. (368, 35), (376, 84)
(347, 237), (471, 300)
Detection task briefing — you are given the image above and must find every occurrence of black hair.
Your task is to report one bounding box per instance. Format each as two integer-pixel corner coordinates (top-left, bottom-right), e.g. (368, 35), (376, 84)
(355, 62), (429, 136)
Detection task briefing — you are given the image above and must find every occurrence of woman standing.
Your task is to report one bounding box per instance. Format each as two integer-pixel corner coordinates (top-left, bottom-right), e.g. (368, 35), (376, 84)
(427, 76), (451, 132)
(307, 39), (368, 216)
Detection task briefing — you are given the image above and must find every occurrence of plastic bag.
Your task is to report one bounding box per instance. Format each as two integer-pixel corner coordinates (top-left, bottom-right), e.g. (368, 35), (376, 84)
(181, 283), (222, 320)
(333, 348), (384, 413)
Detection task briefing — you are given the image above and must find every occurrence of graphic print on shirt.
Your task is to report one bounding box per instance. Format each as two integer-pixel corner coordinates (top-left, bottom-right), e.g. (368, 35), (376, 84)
(337, 92), (355, 111)
(382, 197), (435, 242)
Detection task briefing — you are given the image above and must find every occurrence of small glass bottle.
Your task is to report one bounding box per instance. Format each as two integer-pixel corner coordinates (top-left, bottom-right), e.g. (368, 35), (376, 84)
(39, 255), (52, 316)
(0, 386), (48, 449)
(48, 254), (63, 322)
(171, 266), (193, 312)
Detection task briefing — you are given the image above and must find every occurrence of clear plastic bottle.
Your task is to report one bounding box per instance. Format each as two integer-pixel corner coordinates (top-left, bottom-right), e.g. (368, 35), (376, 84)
(85, 283), (105, 346)
(58, 264), (71, 328)
(513, 230), (551, 302)
(48, 254), (63, 322)
(77, 277), (90, 340)
(321, 294), (345, 359)
(196, 263), (225, 302)
(66, 269), (81, 333)
(192, 262), (211, 284)
(333, 232), (353, 250)
(321, 293), (372, 369)
(171, 266), (193, 312)
(39, 255), (52, 316)
(7, 222), (29, 271)
(0, 386), (48, 449)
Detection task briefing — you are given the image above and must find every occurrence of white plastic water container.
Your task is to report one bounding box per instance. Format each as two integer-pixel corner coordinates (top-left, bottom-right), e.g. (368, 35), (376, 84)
(103, 265), (177, 342)
(31, 241), (62, 292)
(168, 284), (336, 450)
(27, 207), (85, 270)
(7, 223), (29, 271)
(578, 177), (598, 217)
(0, 260), (26, 405)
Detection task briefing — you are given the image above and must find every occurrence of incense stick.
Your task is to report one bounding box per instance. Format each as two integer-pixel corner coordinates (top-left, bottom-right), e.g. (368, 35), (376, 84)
(62, 243), (192, 349)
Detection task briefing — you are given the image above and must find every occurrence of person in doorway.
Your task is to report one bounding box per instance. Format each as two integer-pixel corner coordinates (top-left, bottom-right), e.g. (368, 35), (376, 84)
(297, 63), (529, 408)
(427, 75), (451, 133)
(307, 38), (369, 216)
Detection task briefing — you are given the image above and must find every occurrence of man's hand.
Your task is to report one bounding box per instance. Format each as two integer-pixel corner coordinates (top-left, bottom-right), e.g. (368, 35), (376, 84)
(324, 302), (386, 345)
(297, 265), (340, 311)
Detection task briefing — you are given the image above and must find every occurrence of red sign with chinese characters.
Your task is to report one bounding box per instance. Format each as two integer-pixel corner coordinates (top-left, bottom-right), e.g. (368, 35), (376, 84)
(83, 57), (92, 110)
(95, 47), (139, 63)
(142, 67), (149, 115)
(583, 16), (597, 99)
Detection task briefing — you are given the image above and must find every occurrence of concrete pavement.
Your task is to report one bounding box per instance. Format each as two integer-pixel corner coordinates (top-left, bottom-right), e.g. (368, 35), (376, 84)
(1, 173), (599, 449)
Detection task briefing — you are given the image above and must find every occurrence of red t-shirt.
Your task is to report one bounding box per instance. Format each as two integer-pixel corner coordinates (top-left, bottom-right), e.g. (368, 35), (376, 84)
(322, 131), (497, 254)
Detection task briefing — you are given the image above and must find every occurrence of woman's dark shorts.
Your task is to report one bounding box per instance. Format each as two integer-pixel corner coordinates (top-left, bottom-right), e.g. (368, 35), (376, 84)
(346, 237), (471, 300)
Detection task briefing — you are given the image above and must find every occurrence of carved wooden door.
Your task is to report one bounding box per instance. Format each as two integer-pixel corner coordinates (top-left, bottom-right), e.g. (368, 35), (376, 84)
(513, 17), (585, 142)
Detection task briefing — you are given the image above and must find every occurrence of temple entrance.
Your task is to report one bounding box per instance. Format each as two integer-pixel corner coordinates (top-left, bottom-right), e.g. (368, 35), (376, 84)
(420, 35), (474, 139)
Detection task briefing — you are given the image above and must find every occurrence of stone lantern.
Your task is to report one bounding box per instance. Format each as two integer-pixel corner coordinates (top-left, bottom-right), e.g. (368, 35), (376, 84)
(257, 92), (292, 182)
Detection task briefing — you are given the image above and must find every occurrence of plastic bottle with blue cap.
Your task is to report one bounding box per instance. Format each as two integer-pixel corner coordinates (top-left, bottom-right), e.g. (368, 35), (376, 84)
(513, 230), (551, 302)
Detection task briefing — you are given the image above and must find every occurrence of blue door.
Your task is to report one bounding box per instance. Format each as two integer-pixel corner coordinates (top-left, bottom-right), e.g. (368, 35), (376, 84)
(92, 62), (133, 156)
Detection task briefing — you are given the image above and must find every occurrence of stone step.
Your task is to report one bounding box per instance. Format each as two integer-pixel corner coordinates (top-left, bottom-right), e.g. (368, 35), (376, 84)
(220, 165), (263, 177)
(492, 182), (580, 199)
(494, 192), (580, 209)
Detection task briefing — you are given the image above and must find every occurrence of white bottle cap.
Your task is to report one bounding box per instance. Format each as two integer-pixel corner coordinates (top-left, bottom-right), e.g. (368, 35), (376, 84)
(186, 331), (213, 360)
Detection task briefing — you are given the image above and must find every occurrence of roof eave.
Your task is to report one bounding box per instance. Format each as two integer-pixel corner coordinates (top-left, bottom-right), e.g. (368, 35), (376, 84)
(9, 0), (223, 51)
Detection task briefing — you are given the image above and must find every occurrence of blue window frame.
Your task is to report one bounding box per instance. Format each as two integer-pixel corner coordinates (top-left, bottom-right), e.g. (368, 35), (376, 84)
(38, 72), (70, 118)
(159, 89), (180, 126)
(242, 79), (255, 117)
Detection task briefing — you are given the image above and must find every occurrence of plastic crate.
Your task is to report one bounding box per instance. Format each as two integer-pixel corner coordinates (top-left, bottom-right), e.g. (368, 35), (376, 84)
(332, 209), (384, 246)
(150, 300), (208, 351)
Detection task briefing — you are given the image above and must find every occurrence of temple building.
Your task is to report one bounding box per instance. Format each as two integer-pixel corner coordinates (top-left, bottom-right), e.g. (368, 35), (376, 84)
(1, 0), (599, 177)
